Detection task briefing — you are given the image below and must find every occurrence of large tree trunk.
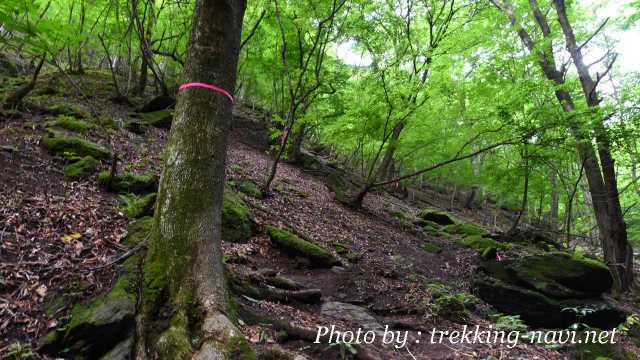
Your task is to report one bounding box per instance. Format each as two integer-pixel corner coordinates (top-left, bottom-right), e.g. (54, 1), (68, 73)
(135, 1), (246, 359)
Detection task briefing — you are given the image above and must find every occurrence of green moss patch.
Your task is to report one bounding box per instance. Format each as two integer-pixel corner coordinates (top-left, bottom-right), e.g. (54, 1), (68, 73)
(222, 189), (254, 243)
(267, 226), (339, 267)
(422, 241), (442, 254)
(442, 222), (489, 237)
(51, 115), (93, 132)
(456, 235), (510, 253)
(237, 180), (263, 198)
(41, 134), (111, 159)
(118, 193), (156, 218)
(64, 156), (100, 179)
(98, 171), (157, 194)
(48, 103), (89, 118)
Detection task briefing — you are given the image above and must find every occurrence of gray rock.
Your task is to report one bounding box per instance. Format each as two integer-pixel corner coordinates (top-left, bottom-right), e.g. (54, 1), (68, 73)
(321, 302), (382, 331)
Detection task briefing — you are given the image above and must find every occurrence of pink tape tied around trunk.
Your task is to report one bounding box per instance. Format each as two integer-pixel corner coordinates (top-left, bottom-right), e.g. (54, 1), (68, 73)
(179, 82), (234, 103)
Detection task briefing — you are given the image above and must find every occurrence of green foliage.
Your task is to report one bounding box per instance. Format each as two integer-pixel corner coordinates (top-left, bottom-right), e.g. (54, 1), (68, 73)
(52, 115), (92, 132)
(327, 341), (358, 359)
(489, 313), (528, 332)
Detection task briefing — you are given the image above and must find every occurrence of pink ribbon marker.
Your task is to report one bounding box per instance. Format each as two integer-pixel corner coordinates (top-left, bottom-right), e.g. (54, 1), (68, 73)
(179, 82), (234, 103)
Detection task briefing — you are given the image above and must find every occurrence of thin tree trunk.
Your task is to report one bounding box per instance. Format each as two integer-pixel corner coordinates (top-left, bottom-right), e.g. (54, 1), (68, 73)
(135, 1), (246, 358)
(3, 56), (45, 110)
(510, 144), (529, 233)
(550, 171), (559, 230)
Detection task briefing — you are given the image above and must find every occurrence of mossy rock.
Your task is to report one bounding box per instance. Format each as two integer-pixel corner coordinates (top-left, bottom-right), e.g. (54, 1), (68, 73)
(474, 258), (626, 329)
(238, 180), (263, 198)
(130, 110), (173, 129)
(51, 115), (93, 133)
(422, 222), (442, 237)
(266, 226), (339, 267)
(40, 277), (135, 358)
(456, 235), (510, 253)
(48, 103), (89, 118)
(422, 241), (442, 254)
(98, 171), (157, 194)
(41, 134), (111, 159)
(118, 193), (156, 218)
(508, 252), (613, 299)
(418, 208), (457, 225)
(222, 189), (254, 243)
(442, 222), (489, 237)
(64, 156), (100, 179)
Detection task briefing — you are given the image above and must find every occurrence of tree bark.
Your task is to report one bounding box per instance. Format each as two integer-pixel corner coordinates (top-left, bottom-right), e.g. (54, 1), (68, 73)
(135, 1), (246, 359)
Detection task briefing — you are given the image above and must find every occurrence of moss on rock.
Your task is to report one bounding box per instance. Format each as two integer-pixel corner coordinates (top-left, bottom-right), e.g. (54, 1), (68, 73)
(237, 180), (263, 198)
(266, 226), (339, 267)
(442, 222), (489, 237)
(41, 134), (111, 159)
(222, 189), (254, 243)
(48, 103), (89, 118)
(64, 156), (100, 179)
(456, 235), (510, 253)
(52, 115), (93, 132)
(98, 171), (157, 194)
(40, 277), (136, 358)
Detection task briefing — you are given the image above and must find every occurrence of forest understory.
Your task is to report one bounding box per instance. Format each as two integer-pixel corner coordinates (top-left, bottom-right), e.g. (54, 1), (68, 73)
(1, 70), (639, 360)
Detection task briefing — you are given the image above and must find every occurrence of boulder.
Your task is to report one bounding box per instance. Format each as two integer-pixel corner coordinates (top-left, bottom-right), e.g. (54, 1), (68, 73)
(500, 228), (563, 251)
(508, 252), (613, 298)
(473, 252), (625, 329)
(221, 189), (254, 243)
(138, 95), (175, 113)
(418, 209), (456, 225)
(267, 226), (339, 267)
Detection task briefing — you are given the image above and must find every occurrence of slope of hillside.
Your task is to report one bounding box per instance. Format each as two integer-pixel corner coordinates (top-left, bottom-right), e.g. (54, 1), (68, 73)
(1, 72), (639, 359)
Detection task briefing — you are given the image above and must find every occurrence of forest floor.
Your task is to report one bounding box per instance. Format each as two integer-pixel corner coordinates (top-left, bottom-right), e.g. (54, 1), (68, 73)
(0, 71), (639, 359)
